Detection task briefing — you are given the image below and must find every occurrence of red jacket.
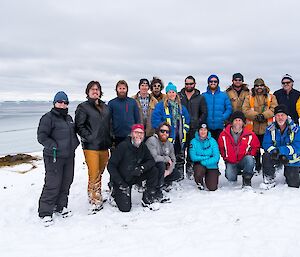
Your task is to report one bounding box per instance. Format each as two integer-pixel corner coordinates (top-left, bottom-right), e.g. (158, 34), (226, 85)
(218, 125), (260, 164)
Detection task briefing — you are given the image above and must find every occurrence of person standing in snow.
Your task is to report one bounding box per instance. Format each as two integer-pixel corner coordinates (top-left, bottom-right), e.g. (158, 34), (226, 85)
(178, 75), (207, 179)
(108, 124), (160, 212)
(189, 122), (220, 191)
(146, 122), (181, 197)
(151, 82), (190, 180)
(242, 78), (277, 172)
(108, 80), (140, 146)
(274, 74), (300, 125)
(37, 91), (79, 226)
(132, 78), (158, 139)
(261, 104), (300, 189)
(75, 81), (112, 214)
(218, 111), (260, 188)
(150, 76), (166, 102)
(202, 74), (232, 140)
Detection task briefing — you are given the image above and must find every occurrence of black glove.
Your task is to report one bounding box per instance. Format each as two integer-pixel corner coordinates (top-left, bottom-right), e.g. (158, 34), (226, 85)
(255, 114), (266, 123)
(270, 148), (280, 160)
(279, 155), (289, 165)
(132, 165), (145, 177)
(119, 184), (130, 197)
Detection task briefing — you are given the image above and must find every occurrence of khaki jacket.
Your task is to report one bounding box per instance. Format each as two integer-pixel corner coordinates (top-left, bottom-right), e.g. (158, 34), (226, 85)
(132, 93), (158, 137)
(226, 84), (250, 112)
(242, 93), (278, 135)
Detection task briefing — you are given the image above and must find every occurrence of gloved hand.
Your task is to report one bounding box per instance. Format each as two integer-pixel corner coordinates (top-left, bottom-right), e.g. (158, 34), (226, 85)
(279, 155), (289, 165)
(132, 165), (145, 177)
(255, 114), (266, 123)
(270, 148), (280, 160)
(119, 184), (130, 197)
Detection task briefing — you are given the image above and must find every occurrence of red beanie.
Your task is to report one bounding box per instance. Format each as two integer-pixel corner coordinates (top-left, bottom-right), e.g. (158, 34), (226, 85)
(131, 124), (145, 132)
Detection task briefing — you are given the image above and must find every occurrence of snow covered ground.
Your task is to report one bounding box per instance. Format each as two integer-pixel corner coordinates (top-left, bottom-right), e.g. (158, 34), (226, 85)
(1, 149), (300, 257)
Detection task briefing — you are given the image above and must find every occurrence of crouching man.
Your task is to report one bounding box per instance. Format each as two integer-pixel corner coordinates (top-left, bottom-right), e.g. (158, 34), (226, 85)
(146, 122), (181, 200)
(262, 104), (300, 189)
(108, 124), (160, 212)
(218, 111), (260, 188)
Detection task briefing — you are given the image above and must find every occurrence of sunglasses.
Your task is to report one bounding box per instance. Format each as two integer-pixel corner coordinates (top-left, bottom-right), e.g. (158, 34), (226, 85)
(185, 82), (194, 86)
(234, 79), (242, 82)
(282, 81), (291, 85)
(254, 84), (264, 88)
(209, 80), (218, 84)
(159, 129), (170, 134)
(56, 100), (69, 105)
(153, 84), (161, 88)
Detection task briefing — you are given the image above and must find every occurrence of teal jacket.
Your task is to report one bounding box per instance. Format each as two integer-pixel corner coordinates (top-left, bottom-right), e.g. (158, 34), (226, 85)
(189, 131), (220, 169)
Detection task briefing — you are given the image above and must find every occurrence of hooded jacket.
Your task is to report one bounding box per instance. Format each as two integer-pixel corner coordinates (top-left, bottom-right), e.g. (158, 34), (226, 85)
(218, 124), (260, 164)
(202, 86), (232, 130)
(226, 84), (250, 112)
(189, 131), (220, 169)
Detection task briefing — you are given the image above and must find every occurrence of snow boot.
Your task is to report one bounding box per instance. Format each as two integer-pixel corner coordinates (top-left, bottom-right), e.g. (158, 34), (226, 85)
(260, 176), (276, 190)
(88, 203), (103, 215)
(155, 190), (171, 203)
(141, 190), (160, 211)
(41, 216), (54, 227)
(186, 163), (194, 180)
(55, 207), (73, 218)
(196, 183), (205, 190)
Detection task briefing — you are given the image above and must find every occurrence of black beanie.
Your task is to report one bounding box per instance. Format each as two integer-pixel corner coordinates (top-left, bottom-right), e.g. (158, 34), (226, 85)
(274, 104), (288, 115)
(230, 111), (246, 123)
(232, 73), (244, 82)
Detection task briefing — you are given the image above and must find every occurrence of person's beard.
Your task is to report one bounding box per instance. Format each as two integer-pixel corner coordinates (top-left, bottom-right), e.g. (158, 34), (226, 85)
(117, 92), (127, 98)
(185, 86), (195, 92)
(158, 133), (168, 143)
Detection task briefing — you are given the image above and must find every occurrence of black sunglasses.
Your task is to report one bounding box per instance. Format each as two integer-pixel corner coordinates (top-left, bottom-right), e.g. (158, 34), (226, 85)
(159, 129), (170, 134)
(185, 82), (194, 86)
(209, 80), (218, 84)
(234, 79), (242, 82)
(282, 81), (291, 85)
(56, 100), (69, 105)
(254, 84), (264, 88)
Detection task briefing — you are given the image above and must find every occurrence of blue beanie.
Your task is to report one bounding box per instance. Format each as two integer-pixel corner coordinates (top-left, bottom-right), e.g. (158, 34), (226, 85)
(207, 74), (219, 84)
(166, 82), (177, 93)
(53, 91), (69, 104)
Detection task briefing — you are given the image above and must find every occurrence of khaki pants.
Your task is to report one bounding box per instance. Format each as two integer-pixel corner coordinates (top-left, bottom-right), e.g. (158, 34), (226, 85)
(83, 150), (109, 205)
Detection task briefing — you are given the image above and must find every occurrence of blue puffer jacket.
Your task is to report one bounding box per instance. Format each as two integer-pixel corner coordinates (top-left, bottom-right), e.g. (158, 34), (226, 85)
(262, 118), (300, 167)
(151, 101), (190, 147)
(202, 86), (232, 130)
(189, 131), (220, 169)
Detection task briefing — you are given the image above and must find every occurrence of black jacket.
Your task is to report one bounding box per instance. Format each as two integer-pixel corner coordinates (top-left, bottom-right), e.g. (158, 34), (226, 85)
(274, 88), (300, 124)
(75, 99), (112, 150)
(108, 137), (155, 186)
(179, 88), (207, 131)
(37, 108), (79, 158)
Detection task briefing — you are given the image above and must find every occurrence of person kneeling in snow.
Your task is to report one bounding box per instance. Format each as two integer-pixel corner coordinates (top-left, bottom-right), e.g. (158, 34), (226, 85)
(37, 91), (79, 226)
(262, 104), (300, 189)
(146, 122), (181, 200)
(189, 123), (220, 191)
(108, 124), (160, 212)
(218, 111), (260, 188)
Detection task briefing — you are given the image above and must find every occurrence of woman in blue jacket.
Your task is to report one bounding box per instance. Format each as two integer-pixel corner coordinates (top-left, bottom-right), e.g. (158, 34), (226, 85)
(189, 122), (220, 191)
(202, 74), (232, 140)
(151, 82), (190, 180)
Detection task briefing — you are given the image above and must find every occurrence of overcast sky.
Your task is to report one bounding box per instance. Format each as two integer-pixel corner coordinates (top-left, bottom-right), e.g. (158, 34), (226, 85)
(0, 0), (299, 101)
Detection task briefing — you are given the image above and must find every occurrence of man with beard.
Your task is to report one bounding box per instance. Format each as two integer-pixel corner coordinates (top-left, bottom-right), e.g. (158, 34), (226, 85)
(146, 122), (181, 197)
(108, 80), (140, 146)
(132, 78), (158, 139)
(179, 75), (207, 179)
(261, 105), (300, 189)
(108, 124), (160, 212)
(274, 74), (300, 125)
(218, 111), (260, 188)
(75, 81), (112, 213)
(242, 78), (277, 172)
(150, 77), (165, 102)
(226, 73), (250, 112)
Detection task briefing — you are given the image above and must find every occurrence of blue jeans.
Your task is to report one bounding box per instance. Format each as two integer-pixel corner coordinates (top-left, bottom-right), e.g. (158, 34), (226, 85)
(225, 155), (255, 181)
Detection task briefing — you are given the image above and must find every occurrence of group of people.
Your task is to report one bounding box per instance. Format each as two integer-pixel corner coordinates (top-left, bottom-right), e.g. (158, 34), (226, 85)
(36, 73), (300, 226)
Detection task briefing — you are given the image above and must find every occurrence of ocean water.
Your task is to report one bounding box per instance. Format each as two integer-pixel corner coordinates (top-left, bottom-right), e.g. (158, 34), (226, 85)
(0, 101), (80, 155)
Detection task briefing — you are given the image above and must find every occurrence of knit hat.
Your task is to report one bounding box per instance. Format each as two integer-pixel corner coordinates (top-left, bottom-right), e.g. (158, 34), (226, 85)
(198, 122), (208, 130)
(230, 111), (246, 123)
(232, 73), (244, 82)
(274, 104), (288, 115)
(53, 91), (69, 104)
(207, 74), (219, 84)
(131, 124), (145, 132)
(281, 74), (294, 83)
(166, 82), (177, 93)
(138, 78), (150, 88)
(254, 78), (265, 86)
